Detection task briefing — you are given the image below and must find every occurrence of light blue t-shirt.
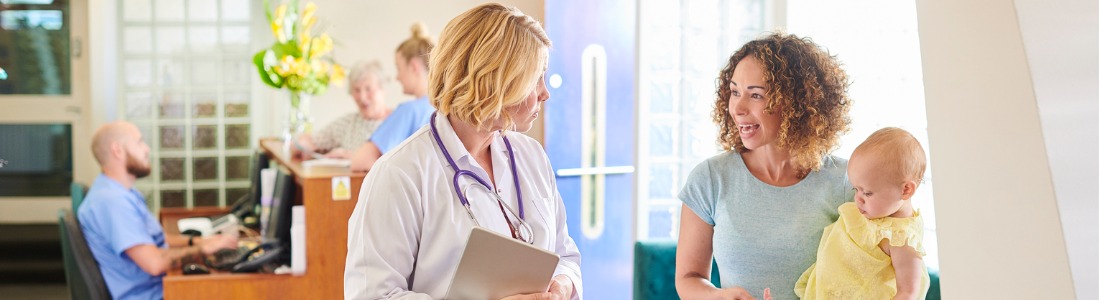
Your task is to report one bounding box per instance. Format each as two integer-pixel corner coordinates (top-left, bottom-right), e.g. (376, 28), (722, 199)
(78, 174), (165, 300)
(679, 152), (853, 300)
(370, 96), (434, 154)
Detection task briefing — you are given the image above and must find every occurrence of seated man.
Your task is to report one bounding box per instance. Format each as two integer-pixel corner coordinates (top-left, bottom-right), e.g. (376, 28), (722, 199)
(78, 121), (237, 299)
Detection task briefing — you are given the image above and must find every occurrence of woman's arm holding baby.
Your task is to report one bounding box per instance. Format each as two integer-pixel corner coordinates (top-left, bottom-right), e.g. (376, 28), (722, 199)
(884, 241), (924, 300)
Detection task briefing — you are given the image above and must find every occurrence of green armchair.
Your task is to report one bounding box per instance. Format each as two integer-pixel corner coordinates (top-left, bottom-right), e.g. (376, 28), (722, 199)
(633, 239), (941, 299)
(634, 239), (719, 300)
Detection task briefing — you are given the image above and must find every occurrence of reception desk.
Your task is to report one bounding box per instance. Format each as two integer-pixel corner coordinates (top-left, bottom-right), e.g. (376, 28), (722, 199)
(161, 138), (365, 299)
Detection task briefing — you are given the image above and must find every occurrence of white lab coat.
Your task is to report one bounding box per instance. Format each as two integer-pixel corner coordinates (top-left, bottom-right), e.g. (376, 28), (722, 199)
(345, 115), (583, 300)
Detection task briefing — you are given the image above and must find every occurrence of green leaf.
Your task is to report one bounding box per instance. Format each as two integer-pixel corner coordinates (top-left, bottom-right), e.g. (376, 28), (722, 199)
(271, 41), (302, 58)
(253, 50), (283, 89)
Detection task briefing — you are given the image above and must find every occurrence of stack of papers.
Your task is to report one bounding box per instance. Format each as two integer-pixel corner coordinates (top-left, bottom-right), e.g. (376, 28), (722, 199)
(301, 158), (351, 175)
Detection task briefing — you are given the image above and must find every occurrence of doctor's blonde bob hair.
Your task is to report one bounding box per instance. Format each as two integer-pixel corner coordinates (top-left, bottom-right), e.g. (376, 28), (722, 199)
(429, 3), (551, 131)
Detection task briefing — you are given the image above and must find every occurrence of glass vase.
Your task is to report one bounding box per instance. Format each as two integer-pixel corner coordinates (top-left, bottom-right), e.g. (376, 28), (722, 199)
(283, 90), (312, 149)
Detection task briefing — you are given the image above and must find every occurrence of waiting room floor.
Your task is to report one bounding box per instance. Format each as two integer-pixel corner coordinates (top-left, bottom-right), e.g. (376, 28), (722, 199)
(0, 224), (70, 299)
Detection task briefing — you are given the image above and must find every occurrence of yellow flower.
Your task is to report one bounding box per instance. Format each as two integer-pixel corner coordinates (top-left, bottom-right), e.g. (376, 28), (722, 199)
(309, 34), (333, 59)
(300, 2), (317, 30)
(330, 64), (346, 83)
(272, 4), (289, 43)
(299, 32), (312, 55)
(294, 57), (309, 77)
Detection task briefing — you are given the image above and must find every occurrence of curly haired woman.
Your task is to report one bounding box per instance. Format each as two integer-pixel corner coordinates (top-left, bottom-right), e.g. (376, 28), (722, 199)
(675, 32), (856, 300)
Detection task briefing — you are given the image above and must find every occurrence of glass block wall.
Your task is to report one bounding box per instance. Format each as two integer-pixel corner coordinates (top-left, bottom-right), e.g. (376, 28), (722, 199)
(637, 0), (765, 240)
(118, 0), (254, 210)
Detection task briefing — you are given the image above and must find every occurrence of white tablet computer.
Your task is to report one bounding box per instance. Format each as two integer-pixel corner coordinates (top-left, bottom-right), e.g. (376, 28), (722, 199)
(444, 226), (560, 300)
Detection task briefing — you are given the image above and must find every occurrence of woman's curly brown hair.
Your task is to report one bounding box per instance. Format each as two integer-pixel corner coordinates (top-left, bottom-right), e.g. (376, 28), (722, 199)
(713, 32), (852, 177)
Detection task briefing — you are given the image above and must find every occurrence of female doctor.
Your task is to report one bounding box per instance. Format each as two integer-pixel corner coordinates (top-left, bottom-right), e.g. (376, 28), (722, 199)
(344, 3), (581, 300)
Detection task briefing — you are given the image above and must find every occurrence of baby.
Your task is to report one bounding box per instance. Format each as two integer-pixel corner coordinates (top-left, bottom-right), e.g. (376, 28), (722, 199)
(795, 127), (931, 300)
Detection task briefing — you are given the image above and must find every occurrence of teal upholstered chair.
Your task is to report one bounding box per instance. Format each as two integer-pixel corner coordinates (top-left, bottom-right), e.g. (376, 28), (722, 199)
(634, 239), (942, 299)
(634, 239), (720, 300)
(58, 208), (111, 300)
(71, 182), (88, 212)
(927, 268), (941, 300)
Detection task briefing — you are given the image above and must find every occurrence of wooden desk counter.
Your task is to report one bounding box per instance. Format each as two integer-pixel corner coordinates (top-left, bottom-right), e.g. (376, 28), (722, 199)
(162, 138), (366, 299)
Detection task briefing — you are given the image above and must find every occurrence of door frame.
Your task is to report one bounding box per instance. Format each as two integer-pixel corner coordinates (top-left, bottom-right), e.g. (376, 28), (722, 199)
(0, 0), (92, 223)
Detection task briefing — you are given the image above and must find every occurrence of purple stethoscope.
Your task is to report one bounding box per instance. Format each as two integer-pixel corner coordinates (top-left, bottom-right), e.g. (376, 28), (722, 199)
(429, 113), (534, 244)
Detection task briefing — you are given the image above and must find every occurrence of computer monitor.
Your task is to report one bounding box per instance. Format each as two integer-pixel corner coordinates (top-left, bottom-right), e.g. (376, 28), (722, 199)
(230, 150), (270, 223)
(265, 168), (295, 249)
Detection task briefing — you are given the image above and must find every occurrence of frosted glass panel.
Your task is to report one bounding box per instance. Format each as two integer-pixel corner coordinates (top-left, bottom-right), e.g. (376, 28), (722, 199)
(123, 27), (152, 54)
(192, 125), (217, 149)
(156, 59), (186, 87)
(159, 125), (184, 149)
(118, 0), (254, 210)
(124, 59), (152, 87)
(192, 156), (217, 181)
(221, 26), (249, 51)
(191, 92), (217, 118)
(187, 0), (218, 22)
(648, 79), (675, 114)
(647, 163), (676, 199)
(223, 59), (251, 85)
(225, 92), (249, 117)
(126, 91), (154, 120)
(160, 157), (184, 181)
(190, 61), (218, 86)
(649, 122), (674, 157)
(221, 0), (250, 21)
(188, 26), (218, 52)
(154, 0), (183, 21)
(646, 204), (679, 239)
(159, 90), (185, 118)
(194, 189), (219, 207)
(122, 0), (151, 21)
(155, 26), (185, 55)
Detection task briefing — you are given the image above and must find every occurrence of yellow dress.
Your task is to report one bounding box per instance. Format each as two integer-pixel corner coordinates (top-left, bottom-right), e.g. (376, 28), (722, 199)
(794, 202), (929, 299)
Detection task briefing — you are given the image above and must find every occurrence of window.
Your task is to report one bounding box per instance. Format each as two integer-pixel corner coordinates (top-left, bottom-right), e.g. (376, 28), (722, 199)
(0, 0), (71, 95)
(118, 0), (254, 210)
(787, 0), (938, 269)
(637, 0), (767, 240)
(0, 124), (72, 196)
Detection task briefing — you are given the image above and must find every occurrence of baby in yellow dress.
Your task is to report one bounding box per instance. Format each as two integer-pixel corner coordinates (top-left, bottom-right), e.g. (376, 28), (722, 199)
(795, 127), (930, 300)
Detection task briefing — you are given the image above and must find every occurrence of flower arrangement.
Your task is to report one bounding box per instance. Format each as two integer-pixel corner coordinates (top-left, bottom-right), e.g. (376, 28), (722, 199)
(253, 0), (345, 102)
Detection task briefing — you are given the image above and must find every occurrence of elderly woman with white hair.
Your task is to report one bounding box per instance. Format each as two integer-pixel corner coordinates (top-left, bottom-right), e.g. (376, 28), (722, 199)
(294, 60), (391, 159)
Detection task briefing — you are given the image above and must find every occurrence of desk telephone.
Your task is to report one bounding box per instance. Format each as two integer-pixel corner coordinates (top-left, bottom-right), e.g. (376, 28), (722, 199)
(205, 241), (287, 273)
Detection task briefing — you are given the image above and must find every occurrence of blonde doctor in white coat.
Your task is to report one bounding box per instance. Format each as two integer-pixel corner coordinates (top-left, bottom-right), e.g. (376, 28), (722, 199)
(344, 3), (582, 300)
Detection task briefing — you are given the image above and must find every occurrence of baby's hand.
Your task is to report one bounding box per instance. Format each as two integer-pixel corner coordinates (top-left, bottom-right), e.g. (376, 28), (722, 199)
(762, 288), (772, 300)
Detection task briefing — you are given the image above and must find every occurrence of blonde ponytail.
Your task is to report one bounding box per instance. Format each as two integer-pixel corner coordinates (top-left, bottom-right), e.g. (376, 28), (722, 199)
(396, 22), (435, 69)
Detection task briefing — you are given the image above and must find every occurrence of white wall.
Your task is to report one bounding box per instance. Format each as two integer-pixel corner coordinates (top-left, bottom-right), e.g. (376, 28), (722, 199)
(1013, 0), (1099, 298)
(916, 0), (1090, 299)
(256, 0), (546, 143)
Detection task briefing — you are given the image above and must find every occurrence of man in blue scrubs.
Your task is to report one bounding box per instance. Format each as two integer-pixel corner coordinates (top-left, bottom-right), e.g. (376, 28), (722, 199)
(78, 121), (237, 299)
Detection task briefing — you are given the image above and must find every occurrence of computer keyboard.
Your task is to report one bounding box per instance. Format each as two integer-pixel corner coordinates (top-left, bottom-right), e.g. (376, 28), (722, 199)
(206, 246), (253, 270)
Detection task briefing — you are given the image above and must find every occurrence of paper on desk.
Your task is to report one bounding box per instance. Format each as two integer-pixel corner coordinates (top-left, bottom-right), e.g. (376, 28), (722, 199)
(301, 158), (351, 168)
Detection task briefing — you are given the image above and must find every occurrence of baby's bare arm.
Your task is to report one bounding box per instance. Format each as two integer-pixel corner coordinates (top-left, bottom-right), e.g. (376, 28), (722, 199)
(887, 243), (924, 300)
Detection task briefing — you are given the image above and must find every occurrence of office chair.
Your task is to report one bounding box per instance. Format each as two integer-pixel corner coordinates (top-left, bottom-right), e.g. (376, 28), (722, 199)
(58, 209), (111, 300)
(70, 182), (89, 212)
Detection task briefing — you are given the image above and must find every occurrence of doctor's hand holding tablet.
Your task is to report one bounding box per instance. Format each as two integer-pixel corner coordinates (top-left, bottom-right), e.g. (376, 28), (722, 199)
(344, 3), (582, 300)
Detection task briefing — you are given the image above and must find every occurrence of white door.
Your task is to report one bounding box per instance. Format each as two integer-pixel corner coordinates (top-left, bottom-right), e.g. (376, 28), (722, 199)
(0, 0), (92, 223)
